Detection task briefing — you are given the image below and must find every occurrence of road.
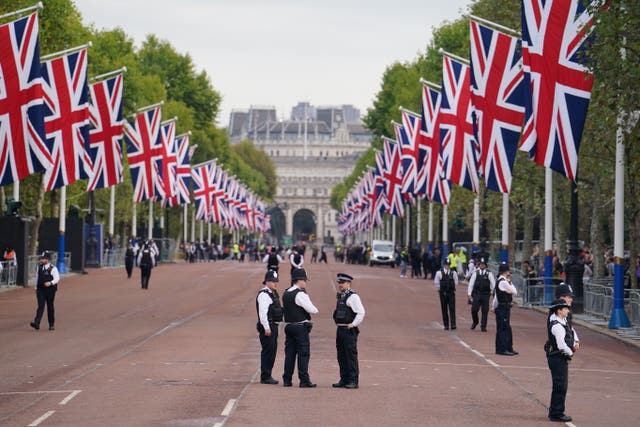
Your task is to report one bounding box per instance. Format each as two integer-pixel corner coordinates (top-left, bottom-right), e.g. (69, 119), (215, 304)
(1, 257), (638, 427)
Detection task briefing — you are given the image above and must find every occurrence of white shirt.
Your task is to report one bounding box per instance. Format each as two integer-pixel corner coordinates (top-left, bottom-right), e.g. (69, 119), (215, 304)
(492, 275), (518, 309)
(262, 253), (285, 264)
(433, 268), (458, 290)
(37, 262), (60, 289)
(467, 268), (496, 296)
(257, 286), (278, 331)
(286, 285), (318, 317)
(289, 253), (304, 269)
(549, 313), (578, 356)
(342, 291), (366, 327)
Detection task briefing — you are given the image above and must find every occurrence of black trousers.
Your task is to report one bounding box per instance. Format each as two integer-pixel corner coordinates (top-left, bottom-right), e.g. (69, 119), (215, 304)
(125, 258), (134, 278)
(140, 266), (152, 289)
(258, 324), (279, 380)
(336, 326), (359, 384)
(34, 286), (56, 327)
(439, 291), (456, 328)
(283, 323), (311, 383)
(547, 354), (569, 418)
(471, 293), (490, 330)
(495, 303), (514, 353)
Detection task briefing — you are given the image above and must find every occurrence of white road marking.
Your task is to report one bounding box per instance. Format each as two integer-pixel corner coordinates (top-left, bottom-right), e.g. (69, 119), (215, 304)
(212, 423), (224, 427)
(221, 399), (236, 416)
(58, 390), (82, 405)
(28, 411), (55, 426)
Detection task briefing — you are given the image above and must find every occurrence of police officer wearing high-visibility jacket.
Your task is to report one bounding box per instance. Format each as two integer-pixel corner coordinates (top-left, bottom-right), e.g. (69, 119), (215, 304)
(545, 299), (579, 423)
(467, 257), (495, 332)
(434, 258), (458, 330)
(256, 270), (283, 385)
(493, 263), (518, 355)
(282, 268), (318, 387)
(332, 273), (365, 389)
(30, 252), (60, 331)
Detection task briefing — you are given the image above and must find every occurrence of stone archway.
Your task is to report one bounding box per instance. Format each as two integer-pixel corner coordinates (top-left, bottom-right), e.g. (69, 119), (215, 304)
(292, 209), (316, 242)
(266, 206), (286, 241)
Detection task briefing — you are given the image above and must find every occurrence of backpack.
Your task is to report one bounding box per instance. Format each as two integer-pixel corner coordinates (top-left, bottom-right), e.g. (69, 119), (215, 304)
(140, 247), (152, 267)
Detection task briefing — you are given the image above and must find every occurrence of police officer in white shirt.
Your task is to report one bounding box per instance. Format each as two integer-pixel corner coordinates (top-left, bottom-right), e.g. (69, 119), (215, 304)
(467, 257), (495, 332)
(493, 263), (518, 355)
(256, 270), (283, 384)
(434, 258), (459, 330)
(30, 252), (60, 331)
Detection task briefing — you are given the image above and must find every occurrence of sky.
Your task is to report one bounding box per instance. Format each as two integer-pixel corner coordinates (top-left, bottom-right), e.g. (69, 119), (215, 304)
(73, 0), (471, 127)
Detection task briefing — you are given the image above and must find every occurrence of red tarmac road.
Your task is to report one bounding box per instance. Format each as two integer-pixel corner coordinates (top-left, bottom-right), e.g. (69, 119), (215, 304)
(1, 258), (638, 427)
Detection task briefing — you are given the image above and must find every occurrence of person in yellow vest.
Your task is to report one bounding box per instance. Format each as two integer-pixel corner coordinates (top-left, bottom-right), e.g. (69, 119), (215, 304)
(457, 247), (468, 276)
(447, 250), (459, 273)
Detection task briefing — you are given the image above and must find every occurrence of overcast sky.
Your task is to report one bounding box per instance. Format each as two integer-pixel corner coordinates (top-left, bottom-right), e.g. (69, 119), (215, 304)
(74, 0), (471, 127)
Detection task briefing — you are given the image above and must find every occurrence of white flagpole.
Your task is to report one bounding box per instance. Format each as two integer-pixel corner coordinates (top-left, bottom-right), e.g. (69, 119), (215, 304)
(108, 186), (115, 237)
(428, 202), (434, 254)
(543, 168), (553, 304)
(13, 181), (19, 202)
(57, 187), (67, 273)
(417, 201), (422, 245)
(148, 200), (153, 240)
(442, 205), (449, 262)
(501, 193), (509, 263)
(405, 204), (411, 246)
(183, 204), (188, 244)
(199, 221), (204, 242)
(473, 196), (480, 253)
(392, 215), (396, 244)
(207, 222), (212, 243)
(132, 203), (137, 238)
(190, 206), (196, 242)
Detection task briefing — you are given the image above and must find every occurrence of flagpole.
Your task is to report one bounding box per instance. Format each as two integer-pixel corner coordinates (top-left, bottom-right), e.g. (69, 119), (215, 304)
(543, 168), (553, 305)
(90, 66), (127, 82)
(405, 204), (410, 247)
(501, 193), (509, 263)
(438, 48), (470, 66)
(57, 187), (68, 274)
(13, 181), (19, 202)
(391, 215), (396, 245)
(207, 222), (212, 243)
(148, 200), (153, 240)
(199, 221), (204, 242)
(304, 102), (308, 161)
(427, 202), (434, 254)
(183, 204), (188, 245)
(108, 186), (115, 238)
(417, 200), (422, 246)
(442, 205), (449, 264)
(132, 203), (137, 240)
(41, 42), (92, 61)
(190, 207), (196, 243)
(468, 14), (521, 37)
(473, 196), (480, 254)
(0, 2), (43, 20)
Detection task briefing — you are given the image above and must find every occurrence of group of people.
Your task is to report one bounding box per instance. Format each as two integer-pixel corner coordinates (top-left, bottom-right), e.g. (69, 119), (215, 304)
(256, 266), (365, 389)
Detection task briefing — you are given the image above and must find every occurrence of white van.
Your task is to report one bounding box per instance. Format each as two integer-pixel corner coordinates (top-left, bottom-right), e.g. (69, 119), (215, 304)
(369, 240), (396, 267)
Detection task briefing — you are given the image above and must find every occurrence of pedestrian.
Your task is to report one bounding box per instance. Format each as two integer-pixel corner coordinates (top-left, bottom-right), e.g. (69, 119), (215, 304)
(319, 245), (328, 263)
(124, 242), (135, 278)
(30, 251), (60, 331)
(137, 241), (156, 290)
(434, 257), (458, 330)
(545, 299), (579, 422)
(263, 246), (284, 272)
(289, 247), (304, 277)
(256, 270), (283, 385)
(493, 263), (518, 355)
(467, 257), (495, 332)
(399, 247), (408, 278)
(332, 273), (365, 389)
(282, 268), (318, 387)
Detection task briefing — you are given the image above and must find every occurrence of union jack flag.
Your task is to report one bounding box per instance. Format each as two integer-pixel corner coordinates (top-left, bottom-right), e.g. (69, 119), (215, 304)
(86, 73), (124, 191)
(470, 21), (525, 194)
(41, 48), (91, 191)
(125, 106), (163, 202)
(153, 119), (177, 201)
(192, 161), (216, 222)
(0, 13), (50, 186)
(439, 55), (480, 193)
(212, 165), (229, 225)
(381, 137), (404, 218)
(519, 0), (594, 181)
(163, 134), (194, 207)
(401, 109), (429, 198)
(420, 83), (450, 205)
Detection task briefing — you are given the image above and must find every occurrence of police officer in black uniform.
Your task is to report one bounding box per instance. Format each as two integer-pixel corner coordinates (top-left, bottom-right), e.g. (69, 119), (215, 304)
(434, 258), (458, 330)
(137, 241), (156, 289)
(545, 299), (578, 422)
(282, 268), (318, 387)
(332, 273), (365, 389)
(124, 242), (135, 278)
(262, 246), (284, 272)
(256, 270), (283, 384)
(30, 252), (60, 331)
(467, 257), (495, 332)
(494, 263), (518, 355)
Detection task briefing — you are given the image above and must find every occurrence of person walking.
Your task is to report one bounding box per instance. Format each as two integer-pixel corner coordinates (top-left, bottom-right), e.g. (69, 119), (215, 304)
(30, 252), (60, 331)
(124, 242), (135, 278)
(545, 299), (579, 422)
(289, 247), (304, 277)
(319, 245), (328, 263)
(256, 270), (283, 385)
(137, 241), (156, 290)
(494, 263), (518, 355)
(434, 258), (458, 330)
(332, 273), (365, 389)
(263, 246), (284, 272)
(282, 268), (318, 388)
(467, 257), (495, 332)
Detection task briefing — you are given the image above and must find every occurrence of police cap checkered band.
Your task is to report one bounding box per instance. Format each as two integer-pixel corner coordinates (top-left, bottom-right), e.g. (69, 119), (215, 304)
(337, 273), (353, 283)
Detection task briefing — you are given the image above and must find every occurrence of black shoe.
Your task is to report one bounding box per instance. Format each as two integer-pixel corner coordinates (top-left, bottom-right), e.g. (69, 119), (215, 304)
(481, 328), (487, 332)
(332, 382), (345, 388)
(299, 382), (317, 388)
(510, 350), (519, 355)
(282, 382), (292, 387)
(549, 415), (572, 422)
(343, 383), (359, 389)
(443, 326), (449, 330)
(49, 326), (55, 331)
(470, 323), (478, 330)
(30, 321), (39, 330)
(260, 378), (278, 385)
(451, 326), (457, 330)
(496, 351), (516, 356)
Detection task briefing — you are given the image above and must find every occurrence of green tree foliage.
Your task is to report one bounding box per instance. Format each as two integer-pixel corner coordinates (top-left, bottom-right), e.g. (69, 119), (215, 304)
(231, 140), (277, 200)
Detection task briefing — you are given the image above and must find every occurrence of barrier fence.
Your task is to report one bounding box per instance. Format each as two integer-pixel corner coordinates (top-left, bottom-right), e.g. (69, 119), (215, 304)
(0, 261), (18, 287)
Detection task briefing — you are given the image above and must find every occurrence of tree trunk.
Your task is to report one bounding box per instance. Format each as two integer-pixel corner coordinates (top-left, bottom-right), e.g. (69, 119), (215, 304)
(29, 175), (47, 256)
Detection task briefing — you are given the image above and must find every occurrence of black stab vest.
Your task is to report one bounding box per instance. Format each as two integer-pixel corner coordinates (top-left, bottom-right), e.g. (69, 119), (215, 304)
(546, 318), (575, 353)
(439, 269), (455, 293)
(37, 264), (54, 288)
(495, 277), (513, 304)
(256, 289), (283, 323)
(333, 290), (356, 324)
(474, 271), (491, 295)
(283, 288), (310, 322)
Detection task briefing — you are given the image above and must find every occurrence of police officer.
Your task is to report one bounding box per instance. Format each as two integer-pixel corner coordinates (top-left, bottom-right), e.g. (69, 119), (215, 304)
(282, 268), (318, 387)
(467, 257), (495, 332)
(262, 246), (284, 272)
(30, 252), (60, 331)
(289, 247), (304, 276)
(434, 258), (458, 330)
(137, 241), (156, 289)
(256, 270), (283, 384)
(545, 299), (578, 422)
(124, 242), (135, 278)
(493, 263), (518, 355)
(332, 273), (365, 389)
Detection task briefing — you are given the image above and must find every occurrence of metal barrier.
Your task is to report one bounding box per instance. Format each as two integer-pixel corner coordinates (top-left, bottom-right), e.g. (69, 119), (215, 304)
(0, 261), (18, 287)
(102, 248), (126, 268)
(27, 251), (71, 286)
(583, 280), (639, 324)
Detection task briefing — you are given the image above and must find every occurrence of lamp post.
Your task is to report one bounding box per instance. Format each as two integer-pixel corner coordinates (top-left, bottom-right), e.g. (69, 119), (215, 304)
(86, 192), (99, 268)
(563, 179), (584, 313)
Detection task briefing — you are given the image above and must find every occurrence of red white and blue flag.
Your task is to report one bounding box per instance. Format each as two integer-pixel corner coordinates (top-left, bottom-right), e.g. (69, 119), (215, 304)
(401, 109), (429, 198)
(125, 106), (163, 202)
(153, 119), (177, 202)
(0, 13), (50, 186)
(420, 83), (450, 205)
(163, 134), (194, 207)
(470, 20), (525, 193)
(41, 48), (91, 191)
(439, 55), (480, 193)
(192, 161), (216, 222)
(212, 165), (228, 225)
(519, 0), (594, 181)
(86, 73), (124, 191)
(381, 137), (404, 218)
